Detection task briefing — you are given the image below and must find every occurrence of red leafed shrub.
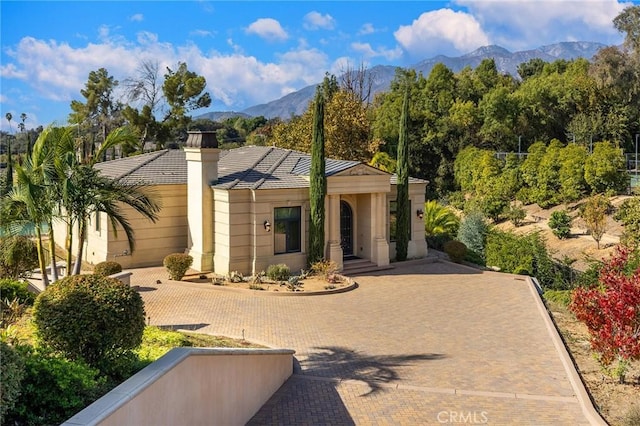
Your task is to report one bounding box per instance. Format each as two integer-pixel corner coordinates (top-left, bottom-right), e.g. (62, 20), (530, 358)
(570, 245), (640, 382)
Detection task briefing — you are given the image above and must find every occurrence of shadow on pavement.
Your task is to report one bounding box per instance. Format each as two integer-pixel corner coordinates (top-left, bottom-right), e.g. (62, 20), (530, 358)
(299, 346), (447, 394)
(249, 347), (446, 424)
(248, 374), (356, 425)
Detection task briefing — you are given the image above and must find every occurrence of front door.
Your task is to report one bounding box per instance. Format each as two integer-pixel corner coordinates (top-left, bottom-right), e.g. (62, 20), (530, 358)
(340, 201), (353, 256)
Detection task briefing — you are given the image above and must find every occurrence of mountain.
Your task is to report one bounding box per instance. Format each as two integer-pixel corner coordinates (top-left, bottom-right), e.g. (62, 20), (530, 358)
(195, 111), (252, 121)
(197, 41), (607, 121)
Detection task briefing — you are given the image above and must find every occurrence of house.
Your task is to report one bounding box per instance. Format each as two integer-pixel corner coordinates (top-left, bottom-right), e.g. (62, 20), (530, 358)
(78, 131), (428, 275)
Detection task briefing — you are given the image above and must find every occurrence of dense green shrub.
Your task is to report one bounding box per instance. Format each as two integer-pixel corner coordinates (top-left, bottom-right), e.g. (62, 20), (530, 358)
(93, 261), (123, 277)
(548, 210), (572, 239)
(0, 342), (25, 424)
(33, 274), (145, 370)
(457, 212), (489, 256)
(426, 234), (452, 251)
(266, 263), (291, 281)
(485, 230), (562, 289)
(0, 278), (35, 305)
(163, 253), (193, 280)
(614, 196), (640, 247)
(443, 240), (467, 263)
(4, 346), (105, 426)
(0, 235), (39, 279)
(464, 249), (486, 266)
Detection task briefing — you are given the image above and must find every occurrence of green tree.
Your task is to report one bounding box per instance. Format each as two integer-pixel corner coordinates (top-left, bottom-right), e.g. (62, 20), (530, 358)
(548, 210), (572, 239)
(558, 143), (588, 203)
(69, 68), (122, 156)
(584, 141), (628, 194)
(162, 62), (212, 144)
(308, 87), (326, 265)
(395, 87), (410, 261)
(614, 5), (640, 60)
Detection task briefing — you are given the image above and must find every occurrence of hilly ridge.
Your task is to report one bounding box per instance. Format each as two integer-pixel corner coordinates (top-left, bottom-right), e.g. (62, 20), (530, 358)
(196, 41), (606, 122)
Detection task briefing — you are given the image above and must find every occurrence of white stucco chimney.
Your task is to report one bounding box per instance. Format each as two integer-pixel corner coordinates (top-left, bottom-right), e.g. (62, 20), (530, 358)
(184, 131), (219, 272)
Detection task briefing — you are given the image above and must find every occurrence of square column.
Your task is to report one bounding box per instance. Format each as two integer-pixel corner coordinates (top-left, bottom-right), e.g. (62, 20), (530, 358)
(372, 192), (389, 267)
(326, 194), (343, 270)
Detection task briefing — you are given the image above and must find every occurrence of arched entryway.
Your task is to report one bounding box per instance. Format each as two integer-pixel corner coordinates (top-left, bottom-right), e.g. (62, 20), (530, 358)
(340, 200), (354, 257)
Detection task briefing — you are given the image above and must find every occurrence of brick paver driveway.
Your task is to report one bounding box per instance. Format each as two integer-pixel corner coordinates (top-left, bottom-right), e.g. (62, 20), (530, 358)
(135, 259), (599, 425)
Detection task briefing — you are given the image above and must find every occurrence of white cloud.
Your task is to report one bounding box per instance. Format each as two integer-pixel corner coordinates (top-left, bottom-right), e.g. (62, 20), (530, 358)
(351, 42), (402, 61)
(303, 11), (336, 30)
(395, 9), (490, 58)
(137, 31), (158, 45)
(245, 18), (288, 42)
(1, 34), (329, 114)
(357, 23), (377, 35)
(455, 0), (629, 50)
(129, 13), (144, 22)
(191, 29), (214, 37)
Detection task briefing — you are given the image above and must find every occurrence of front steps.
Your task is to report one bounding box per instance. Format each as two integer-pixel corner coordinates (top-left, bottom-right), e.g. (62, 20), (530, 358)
(341, 258), (394, 276)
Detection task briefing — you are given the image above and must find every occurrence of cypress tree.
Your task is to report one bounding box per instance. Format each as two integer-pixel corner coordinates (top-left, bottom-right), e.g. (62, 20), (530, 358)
(308, 88), (326, 265)
(395, 87), (410, 261)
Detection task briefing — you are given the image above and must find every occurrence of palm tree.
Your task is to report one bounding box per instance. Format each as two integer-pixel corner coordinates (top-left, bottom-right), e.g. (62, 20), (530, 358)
(4, 113), (13, 196)
(68, 166), (160, 274)
(5, 125), (160, 280)
(57, 126), (161, 274)
(423, 200), (459, 237)
(9, 128), (58, 286)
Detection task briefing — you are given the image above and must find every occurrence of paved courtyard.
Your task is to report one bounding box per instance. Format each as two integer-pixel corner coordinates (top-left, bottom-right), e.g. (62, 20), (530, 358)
(133, 259), (600, 425)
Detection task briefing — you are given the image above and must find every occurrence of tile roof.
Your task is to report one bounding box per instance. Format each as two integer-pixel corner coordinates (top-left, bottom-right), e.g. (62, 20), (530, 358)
(94, 146), (427, 189)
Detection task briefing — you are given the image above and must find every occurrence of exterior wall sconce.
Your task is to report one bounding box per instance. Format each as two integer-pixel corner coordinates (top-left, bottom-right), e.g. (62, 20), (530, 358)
(264, 220), (271, 232)
(416, 209), (424, 219)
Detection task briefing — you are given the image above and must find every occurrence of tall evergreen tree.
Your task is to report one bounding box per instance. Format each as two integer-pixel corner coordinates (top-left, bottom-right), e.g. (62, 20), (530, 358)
(395, 87), (410, 261)
(308, 87), (326, 265)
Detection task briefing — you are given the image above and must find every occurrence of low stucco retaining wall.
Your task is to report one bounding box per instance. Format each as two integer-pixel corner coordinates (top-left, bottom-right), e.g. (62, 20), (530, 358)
(63, 347), (295, 426)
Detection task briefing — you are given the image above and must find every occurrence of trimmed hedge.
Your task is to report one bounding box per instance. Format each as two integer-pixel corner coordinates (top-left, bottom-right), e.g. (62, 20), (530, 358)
(93, 261), (123, 277)
(163, 253), (193, 280)
(33, 274), (146, 370)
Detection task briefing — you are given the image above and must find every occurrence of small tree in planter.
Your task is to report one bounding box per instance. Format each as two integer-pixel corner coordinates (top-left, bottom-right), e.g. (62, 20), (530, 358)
(163, 253), (193, 280)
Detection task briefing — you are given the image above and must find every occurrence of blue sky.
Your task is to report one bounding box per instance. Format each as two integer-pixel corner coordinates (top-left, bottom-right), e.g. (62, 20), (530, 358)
(1, 0), (637, 131)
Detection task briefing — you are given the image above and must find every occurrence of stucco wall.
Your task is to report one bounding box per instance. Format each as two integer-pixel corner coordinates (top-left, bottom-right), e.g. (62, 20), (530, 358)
(63, 348), (295, 426)
(81, 184), (187, 269)
(213, 187), (310, 276)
